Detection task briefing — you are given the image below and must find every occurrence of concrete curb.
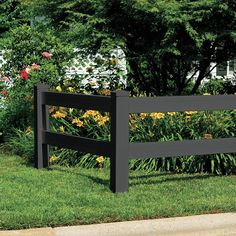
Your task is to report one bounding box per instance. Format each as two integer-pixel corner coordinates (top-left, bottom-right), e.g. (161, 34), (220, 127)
(1, 213), (236, 236)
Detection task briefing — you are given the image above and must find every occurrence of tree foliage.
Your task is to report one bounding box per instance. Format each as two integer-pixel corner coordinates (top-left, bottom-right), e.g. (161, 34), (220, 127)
(1, 0), (236, 95)
(0, 0), (29, 45)
(31, 0), (236, 95)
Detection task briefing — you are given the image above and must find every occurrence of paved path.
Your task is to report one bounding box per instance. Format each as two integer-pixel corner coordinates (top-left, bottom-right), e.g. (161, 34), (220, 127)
(1, 213), (236, 236)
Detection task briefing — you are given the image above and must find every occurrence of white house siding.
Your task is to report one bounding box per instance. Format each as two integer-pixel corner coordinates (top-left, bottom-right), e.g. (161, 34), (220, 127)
(65, 48), (127, 88)
(187, 59), (236, 84)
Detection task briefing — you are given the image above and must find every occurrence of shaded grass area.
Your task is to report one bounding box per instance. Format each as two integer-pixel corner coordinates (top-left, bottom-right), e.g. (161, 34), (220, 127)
(0, 154), (236, 230)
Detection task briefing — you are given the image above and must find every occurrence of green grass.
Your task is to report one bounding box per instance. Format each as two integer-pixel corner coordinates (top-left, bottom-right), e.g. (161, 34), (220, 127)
(0, 154), (236, 230)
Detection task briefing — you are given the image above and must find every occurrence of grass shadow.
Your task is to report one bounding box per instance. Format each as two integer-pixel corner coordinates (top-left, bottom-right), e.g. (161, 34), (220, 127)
(129, 172), (173, 179)
(53, 166), (215, 188)
(52, 166), (110, 186)
(130, 174), (215, 186)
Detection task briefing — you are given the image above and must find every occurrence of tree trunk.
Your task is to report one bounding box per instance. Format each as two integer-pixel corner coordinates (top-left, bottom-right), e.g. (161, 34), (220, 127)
(191, 61), (210, 94)
(128, 58), (151, 95)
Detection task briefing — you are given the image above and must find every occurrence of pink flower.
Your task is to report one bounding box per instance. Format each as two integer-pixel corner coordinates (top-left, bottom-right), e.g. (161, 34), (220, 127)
(42, 51), (53, 59)
(1, 90), (8, 97)
(2, 76), (10, 83)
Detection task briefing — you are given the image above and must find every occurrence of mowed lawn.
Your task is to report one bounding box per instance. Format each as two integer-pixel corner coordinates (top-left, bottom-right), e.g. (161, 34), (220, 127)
(0, 154), (236, 230)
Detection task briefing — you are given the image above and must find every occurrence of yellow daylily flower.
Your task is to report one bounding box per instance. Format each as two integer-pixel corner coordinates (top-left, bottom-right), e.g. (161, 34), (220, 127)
(51, 111), (67, 119)
(98, 120), (105, 126)
(185, 111), (197, 115)
(150, 112), (165, 119)
(167, 112), (176, 116)
(140, 113), (148, 120)
(67, 87), (75, 92)
(56, 85), (62, 92)
(94, 115), (103, 122)
(49, 154), (58, 163)
(96, 156), (105, 164)
(59, 126), (65, 133)
(96, 115), (109, 125)
(83, 110), (100, 118)
(72, 118), (84, 127)
(102, 116), (109, 122)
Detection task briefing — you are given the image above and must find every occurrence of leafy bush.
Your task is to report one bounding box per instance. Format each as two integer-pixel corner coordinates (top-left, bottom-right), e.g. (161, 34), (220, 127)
(0, 23), (74, 138)
(199, 78), (236, 95)
(0, 100), (33, 139)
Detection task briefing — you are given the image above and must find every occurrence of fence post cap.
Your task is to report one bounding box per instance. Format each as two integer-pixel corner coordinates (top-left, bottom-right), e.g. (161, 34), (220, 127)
(111, 90), (130, 97)
(35, 83), (49, 90)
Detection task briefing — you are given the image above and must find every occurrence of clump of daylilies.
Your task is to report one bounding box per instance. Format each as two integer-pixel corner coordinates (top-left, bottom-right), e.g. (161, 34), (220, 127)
(48, 87), (236, 173)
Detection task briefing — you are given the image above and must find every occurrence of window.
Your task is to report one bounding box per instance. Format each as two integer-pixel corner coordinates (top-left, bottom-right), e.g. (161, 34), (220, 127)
(216, 62), (227, 76)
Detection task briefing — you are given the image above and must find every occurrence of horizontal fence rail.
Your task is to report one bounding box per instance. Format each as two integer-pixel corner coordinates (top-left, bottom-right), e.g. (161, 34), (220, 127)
(43, 91), (112, 112)
(34, 83), (236, 193)
(129, 95), (236, 113)
(129, 138), (236, 159)
(43, 131), (112, 156)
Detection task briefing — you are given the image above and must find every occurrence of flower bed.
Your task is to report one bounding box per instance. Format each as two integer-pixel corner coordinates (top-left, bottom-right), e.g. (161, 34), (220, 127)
(47, 94), (236, 174)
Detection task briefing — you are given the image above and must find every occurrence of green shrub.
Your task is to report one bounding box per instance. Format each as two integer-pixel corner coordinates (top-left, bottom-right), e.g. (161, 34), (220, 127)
(0, 100), (33, 139)
(0, 23), (74, 138)
(199, 78), (236, 95)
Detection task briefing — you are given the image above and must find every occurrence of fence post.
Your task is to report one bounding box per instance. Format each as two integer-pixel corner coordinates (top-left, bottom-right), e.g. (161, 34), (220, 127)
(110, 90), (130, 193)
(34, 84), (49, 169)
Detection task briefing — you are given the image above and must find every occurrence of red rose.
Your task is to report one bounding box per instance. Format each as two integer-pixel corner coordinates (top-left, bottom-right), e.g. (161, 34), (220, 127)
(20, 69), (29, 79)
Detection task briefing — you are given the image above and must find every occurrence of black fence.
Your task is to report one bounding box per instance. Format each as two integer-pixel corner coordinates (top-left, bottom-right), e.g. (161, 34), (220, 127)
(34, 83), (236, 193)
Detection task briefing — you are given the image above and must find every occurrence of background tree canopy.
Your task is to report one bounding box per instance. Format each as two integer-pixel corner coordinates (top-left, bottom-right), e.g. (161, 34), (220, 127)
(1, 0), (236, 95)
(0, 0), (30, 44)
